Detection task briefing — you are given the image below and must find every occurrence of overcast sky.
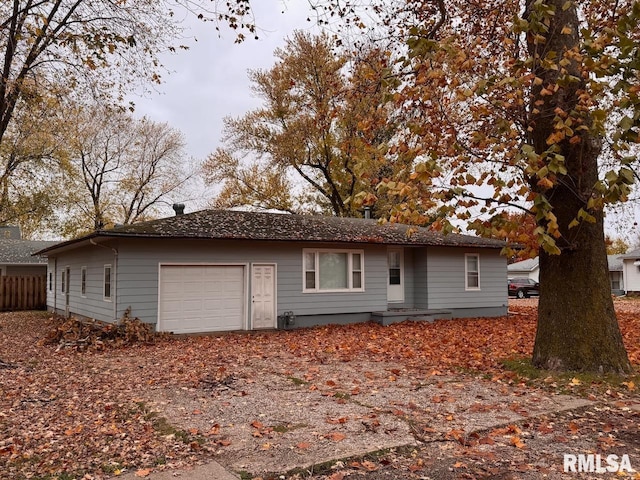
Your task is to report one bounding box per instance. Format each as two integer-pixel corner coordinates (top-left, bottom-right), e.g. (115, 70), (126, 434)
(131, 2), (319, 162)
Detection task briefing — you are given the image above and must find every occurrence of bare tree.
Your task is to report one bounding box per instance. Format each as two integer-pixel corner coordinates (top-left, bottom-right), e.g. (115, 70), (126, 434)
(63, 104), (191, 235)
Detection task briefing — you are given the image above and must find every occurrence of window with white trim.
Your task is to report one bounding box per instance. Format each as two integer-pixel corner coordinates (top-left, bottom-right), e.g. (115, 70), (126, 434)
(465, 254), (480, 290)
(81, 267), (87, 297)
(303, 249), (364, 292)
(103, 265), (112, 300)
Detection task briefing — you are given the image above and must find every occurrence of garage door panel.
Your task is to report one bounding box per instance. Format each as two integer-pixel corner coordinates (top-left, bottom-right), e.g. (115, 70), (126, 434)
(159, 265), (245, 333)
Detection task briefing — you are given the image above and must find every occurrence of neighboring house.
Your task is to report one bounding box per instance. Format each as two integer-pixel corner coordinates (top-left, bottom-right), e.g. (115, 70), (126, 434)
(621, 248), (640, 295)
(507, 257), (539, 282)
(35, 209), (508, 333)
(0, 237), (57, 277)
(508, 255), (627, 295)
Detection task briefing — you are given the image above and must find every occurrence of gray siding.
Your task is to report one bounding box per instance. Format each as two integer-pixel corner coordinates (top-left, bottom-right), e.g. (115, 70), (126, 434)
(412, 249), (429, 309)
(46, 247), (117, 321)
(43, 238), (507, 329)
(118, 239), (389, 324)
(425, 247), (508, 310)
(48, 239), (388, 325)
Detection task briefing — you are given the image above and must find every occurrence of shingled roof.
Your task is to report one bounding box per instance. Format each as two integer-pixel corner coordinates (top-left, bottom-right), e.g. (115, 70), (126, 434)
(36, 210), (505, 255)
(0, 239), (57, 264)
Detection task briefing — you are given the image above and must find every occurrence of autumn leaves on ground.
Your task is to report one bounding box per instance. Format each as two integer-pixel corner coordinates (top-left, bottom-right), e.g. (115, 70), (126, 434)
(1, 301), (639, 480)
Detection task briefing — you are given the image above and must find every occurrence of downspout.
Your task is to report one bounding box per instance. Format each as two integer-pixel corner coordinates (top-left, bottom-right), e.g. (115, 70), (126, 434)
(90, 239), (119, 321)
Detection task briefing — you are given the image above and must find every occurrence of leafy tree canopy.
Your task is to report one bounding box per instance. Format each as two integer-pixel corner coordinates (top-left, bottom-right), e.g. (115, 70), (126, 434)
(203, 31), (423, 219)
(312, 0), (639, 373)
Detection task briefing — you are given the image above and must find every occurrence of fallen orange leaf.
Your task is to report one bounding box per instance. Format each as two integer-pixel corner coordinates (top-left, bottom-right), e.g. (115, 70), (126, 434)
(361, 460), (378, 471)
(326, 417), (348, 424)
(510, 436), (526, 449)
(327, 432), (346, 442)
(135, 469), (151, 477)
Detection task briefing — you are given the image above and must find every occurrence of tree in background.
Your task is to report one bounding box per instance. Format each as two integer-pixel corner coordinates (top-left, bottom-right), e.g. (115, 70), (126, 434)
(203, 31), (419, 218)
(318, 0), (638, 372)
(60, 104), (192, 236)
(0, 80), (71, 238)
(0, 1), (257, 235)
(606, 237), (630, 255)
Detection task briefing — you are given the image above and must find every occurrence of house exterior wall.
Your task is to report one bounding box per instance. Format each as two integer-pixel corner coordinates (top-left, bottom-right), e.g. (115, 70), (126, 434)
(46, 246), (118, 321)
(44, 238), (508, 329)
(47, 238), (390, 327)
(412, 249), (429, 309)
(425, 247), (508, 317)
(623, 258), (640, 293)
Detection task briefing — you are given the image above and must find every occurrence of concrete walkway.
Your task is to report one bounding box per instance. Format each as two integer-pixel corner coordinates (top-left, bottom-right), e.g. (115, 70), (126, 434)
(118, 461), (239, 480)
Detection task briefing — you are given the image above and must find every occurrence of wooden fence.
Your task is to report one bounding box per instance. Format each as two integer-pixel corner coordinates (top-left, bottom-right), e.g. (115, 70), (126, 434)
(0, 276), (47, 311)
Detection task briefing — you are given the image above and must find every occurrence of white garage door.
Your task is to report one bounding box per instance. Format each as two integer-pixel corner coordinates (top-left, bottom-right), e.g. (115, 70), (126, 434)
(159, 265), (245, 333)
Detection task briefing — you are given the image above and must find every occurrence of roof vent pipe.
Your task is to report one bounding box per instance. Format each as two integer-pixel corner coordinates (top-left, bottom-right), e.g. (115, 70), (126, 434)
(363, 206), (371, 219)
(172, 203), (185, 216)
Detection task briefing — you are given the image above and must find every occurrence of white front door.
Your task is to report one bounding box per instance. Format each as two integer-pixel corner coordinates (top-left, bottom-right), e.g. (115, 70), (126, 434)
(251, 264), (276, 329)
(387, 248), (404, 303)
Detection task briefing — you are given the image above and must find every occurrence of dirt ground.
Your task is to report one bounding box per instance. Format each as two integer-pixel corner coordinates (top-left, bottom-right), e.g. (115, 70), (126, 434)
(1, 299), (639, 480)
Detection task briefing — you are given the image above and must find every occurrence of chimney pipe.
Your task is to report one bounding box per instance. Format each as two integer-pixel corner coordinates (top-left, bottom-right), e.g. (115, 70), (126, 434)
(172, 203), (185, 216)
(363, 206), (371, 219)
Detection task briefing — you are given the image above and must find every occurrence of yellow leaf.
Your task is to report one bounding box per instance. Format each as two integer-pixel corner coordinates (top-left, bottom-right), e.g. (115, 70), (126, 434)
(570, 377), (582, 386)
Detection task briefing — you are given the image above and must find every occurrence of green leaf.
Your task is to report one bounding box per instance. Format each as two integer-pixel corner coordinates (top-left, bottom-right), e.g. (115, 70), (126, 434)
(537, 166), (549, 178)
(618, 116), (634, 131)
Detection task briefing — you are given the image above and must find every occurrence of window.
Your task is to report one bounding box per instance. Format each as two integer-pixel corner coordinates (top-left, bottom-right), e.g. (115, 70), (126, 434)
(303, 249), (364, 292)
(465, 254), (480, 290)
(61, 270), (66, 293)
(81, 267), (87, 297)
(611, 272), (621, 291)
(388, 251), (401, 285)
(103, 265), (112, 300)
(49, 272), (53, 291)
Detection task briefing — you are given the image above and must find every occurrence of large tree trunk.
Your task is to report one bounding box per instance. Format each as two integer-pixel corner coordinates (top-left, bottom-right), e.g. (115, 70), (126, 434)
(533, 203), (631, 373)
(526, 0), (631, 373)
